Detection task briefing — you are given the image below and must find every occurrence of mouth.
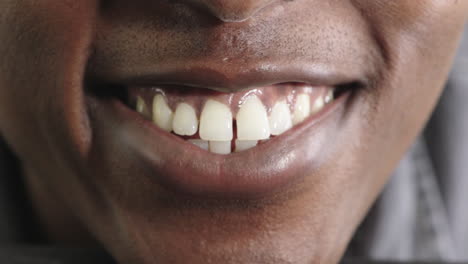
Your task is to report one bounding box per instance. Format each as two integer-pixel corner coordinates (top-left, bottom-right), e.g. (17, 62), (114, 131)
(86, 67), (362, 199)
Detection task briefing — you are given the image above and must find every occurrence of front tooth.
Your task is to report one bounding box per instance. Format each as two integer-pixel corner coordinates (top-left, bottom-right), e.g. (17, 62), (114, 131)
(209, 141), (231, 155)
(173, 103), (198, 136)
(199, 100), (233, 141)
(269, 101), (292, 136)
(153, 95), (173, 132)
(235, 140), (258, 152)
(136, 96), (151, 119)
(188, 139), (209, 151)
(236, 95), (270, 140)
(310, 96), (325, 115)
(292, 94), (311, 125)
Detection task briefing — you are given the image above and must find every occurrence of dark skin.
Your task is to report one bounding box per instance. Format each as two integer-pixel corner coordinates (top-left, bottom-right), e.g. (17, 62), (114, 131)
(0, 0), (467, 263)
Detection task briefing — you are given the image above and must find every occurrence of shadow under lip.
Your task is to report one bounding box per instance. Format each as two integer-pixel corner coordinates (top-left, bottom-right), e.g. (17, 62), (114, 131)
(87, 87), (352, 200)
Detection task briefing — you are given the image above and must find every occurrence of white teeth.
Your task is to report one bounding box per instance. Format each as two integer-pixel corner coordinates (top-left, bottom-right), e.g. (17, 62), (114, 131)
(136, 96), (151, 119)
(136, 96), (145, 113)
(172, 103), (198, 136)
(199, 100), (233, 141)
(139, 89), (333, 154)
(310, 96), (325, 115)
(153, 95), (174, 132)
(324, 90), (334, 104)
(269, 101), (293, 136)
(188, 139), (209, 150)
(292, 94), (311, 125)
(209, 141), (231, 155)
(236, 95), (270, 140)
(235, 140), (258, 152)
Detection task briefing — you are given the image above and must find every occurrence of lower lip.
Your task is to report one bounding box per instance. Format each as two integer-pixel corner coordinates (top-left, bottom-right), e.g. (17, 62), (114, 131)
(88, 92), (351, 199)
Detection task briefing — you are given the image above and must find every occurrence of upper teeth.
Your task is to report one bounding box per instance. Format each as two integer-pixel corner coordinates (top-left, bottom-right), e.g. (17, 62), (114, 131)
(324, 89), (334, 104)
(269, 100), (293, 136)
(292, 94), (311, 125)
(311, 95), (325, 115)
(173, 103), (198, 136)
(135, 89), (334, 154)
(199, 99), (233, 141)
(236, 95), (270, 141)
(153, 94), (174, 132)
(136, 96), (152, 119)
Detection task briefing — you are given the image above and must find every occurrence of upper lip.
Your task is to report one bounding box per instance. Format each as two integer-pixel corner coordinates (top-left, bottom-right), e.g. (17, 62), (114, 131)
(88, 59), (367, 93)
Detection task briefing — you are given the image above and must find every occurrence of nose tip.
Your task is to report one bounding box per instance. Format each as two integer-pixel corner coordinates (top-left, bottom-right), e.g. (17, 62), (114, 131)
(187, 0), (276, 22)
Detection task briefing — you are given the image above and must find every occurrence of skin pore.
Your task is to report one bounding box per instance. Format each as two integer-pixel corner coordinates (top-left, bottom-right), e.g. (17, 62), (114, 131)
(0, 0), (467, 263)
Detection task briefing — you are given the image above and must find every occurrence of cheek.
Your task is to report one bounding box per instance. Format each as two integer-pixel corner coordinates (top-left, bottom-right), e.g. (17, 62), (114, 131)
(353, 0), (467, 23)
(0, 0), (97, 160)
(339, 0), (467, 218)
(356, 0), (467, 139)
(388, 9), (465, 131)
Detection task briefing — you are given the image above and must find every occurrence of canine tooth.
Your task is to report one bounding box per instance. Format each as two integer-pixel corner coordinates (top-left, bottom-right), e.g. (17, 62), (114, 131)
(269, 101), (292, 136)
(209, 141), (231, 155)
(292, 94), (311, 125)
(153, 95), (174, 132)
(188, 140), (209, 150)
(200, 100), (233, 141)
(236, 95), (270, 140)
(324, 90), (334, 104)
(235, 140), (258, 152)
(310, 96), (325, 115)
(173, 103), (198, 136)
(136, 96), (151, 119)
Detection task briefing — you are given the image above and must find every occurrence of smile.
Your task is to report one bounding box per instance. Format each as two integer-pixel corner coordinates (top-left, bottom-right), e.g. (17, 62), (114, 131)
(128, 83), (336, 154)
(87, 64), (362, 199)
